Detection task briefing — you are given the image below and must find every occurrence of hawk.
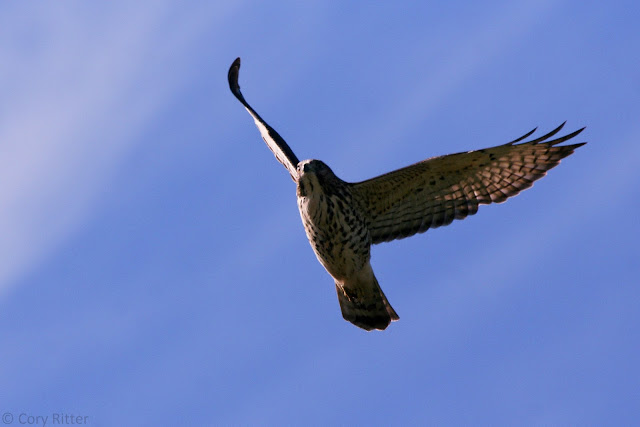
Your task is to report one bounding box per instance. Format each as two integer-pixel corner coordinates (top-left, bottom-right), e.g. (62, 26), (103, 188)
(228, 57), (585, 331)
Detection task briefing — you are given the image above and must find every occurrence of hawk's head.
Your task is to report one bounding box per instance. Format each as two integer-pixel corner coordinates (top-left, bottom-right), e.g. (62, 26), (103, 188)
(296, 159), (343, 197)
(297, 159), (336, 179)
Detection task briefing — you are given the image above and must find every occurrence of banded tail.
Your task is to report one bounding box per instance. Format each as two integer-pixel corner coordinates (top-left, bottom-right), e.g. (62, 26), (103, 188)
(335, 270), (399, 331)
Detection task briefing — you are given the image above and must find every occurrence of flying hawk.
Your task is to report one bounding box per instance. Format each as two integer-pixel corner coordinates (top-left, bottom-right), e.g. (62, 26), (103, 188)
(228, 57), (585, 331)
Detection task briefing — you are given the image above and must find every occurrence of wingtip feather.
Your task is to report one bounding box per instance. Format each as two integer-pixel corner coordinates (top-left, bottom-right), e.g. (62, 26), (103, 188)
(228, 57), (243, 98)
(505, 126), (538, 145)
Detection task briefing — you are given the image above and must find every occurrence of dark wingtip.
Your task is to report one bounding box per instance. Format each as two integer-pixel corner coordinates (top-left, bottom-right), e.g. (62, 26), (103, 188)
(506, 122), (587, 147)
(505, 126), (538, 145)
(548, 126), (587, 146)
(519, 121), (568, 145)
(228, 57), (242, 97)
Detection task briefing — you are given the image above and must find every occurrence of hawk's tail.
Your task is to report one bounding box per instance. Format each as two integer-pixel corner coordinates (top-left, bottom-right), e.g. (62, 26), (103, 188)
(335, 271), (399, 331)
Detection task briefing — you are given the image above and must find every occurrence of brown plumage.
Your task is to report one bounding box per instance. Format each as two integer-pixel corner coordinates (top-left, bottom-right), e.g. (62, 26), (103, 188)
(228, 57), (585, 331)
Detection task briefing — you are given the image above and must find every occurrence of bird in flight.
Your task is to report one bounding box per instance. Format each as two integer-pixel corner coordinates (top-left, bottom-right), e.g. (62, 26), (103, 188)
(228, 57), (585, 331)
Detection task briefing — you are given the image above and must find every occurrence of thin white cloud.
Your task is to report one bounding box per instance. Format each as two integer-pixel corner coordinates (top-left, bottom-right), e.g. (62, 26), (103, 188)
(0, 2), (239, 296)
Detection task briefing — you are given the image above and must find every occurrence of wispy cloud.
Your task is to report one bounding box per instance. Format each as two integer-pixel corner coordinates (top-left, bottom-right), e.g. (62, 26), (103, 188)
(0, 2), (237, 295)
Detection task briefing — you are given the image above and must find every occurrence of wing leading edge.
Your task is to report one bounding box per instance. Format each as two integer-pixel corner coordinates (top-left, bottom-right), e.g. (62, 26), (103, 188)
(228, 58), (300, 181)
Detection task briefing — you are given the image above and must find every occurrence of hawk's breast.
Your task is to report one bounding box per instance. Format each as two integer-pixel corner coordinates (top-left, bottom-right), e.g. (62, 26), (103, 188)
(297, 171), (371, 281)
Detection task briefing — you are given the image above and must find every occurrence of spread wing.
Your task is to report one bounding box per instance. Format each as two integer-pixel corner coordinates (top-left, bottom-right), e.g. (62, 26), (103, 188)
(351, 123), (586, 244)
(228, 57), (300, 181)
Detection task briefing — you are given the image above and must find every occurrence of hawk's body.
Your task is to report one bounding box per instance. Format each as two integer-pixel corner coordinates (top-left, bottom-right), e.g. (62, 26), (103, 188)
(297, 159), (398, 330)
(228, 57), (585, 331)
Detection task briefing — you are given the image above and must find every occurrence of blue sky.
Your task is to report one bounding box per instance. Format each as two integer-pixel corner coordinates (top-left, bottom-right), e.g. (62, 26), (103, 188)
(1, 1), (638, 425)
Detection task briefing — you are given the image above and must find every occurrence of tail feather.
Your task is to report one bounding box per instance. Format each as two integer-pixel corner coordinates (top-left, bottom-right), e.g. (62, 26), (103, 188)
(335, 273), (399, 331)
